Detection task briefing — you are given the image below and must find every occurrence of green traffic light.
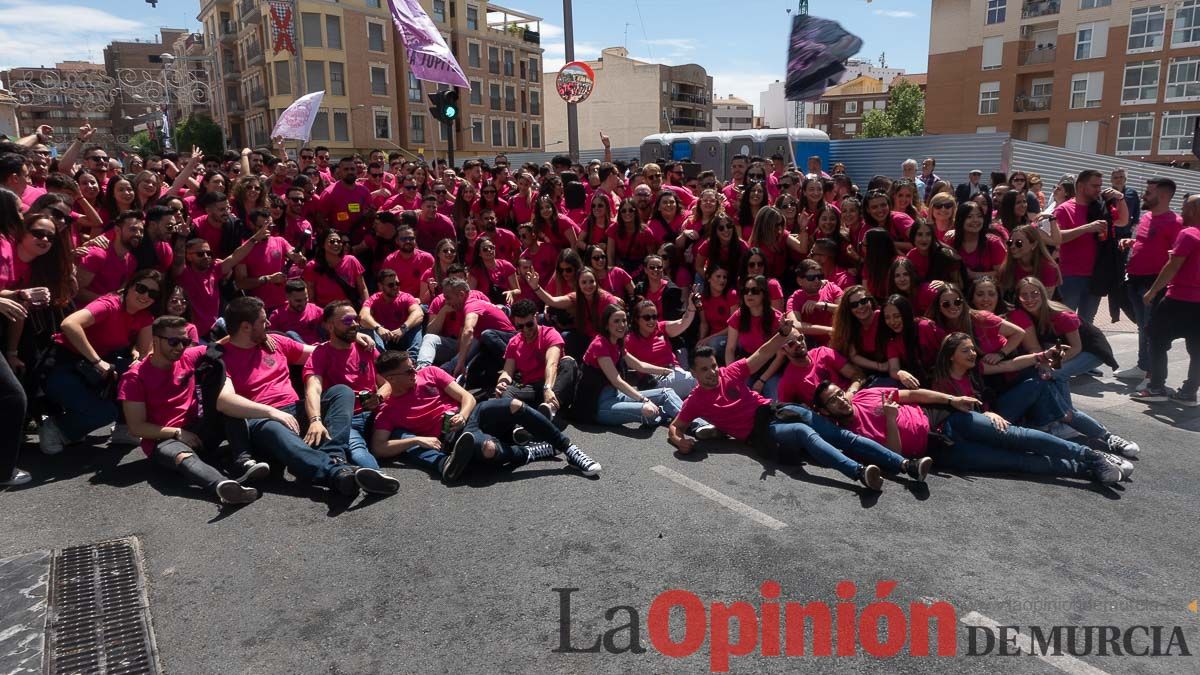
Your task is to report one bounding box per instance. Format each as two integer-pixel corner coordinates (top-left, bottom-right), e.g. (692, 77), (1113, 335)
(444, 106), (457, 120)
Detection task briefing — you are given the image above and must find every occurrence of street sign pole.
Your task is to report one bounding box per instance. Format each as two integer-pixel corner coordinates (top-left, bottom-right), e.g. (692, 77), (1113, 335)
(563, 0), (579, 160)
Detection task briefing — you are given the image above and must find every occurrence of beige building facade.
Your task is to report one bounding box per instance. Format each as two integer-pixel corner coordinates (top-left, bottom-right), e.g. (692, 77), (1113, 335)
(712, 95), (754, 131)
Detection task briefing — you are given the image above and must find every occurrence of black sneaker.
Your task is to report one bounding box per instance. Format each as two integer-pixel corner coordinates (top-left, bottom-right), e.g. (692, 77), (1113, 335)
(523, 441), (559, 464)
(904, 457), (932, 482)
(235, 460), (271, 484)
(563, 444), (601, 476)
(332, 467), (360, 497)
(441, 432), (476, 481)
(511, 425), (533, 445)
(1170, 390), (1200, 407)
(857, 464), (883, 491)
(354, 467), (400, 495)
(215, 480), (260, 505)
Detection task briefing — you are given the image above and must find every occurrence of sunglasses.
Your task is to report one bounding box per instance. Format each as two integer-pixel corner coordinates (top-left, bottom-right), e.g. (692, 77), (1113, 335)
(28, 229), (54, 241)
(640, 314), (658, 321)
(133, 282), (161, 300)
(847, 297), (873, 309)
(405, 185), (418, 191)
(513, 319), (537, 330)
(779, 182), (793, 190)
(1008, 238), (1025, 248)
(300, 155), (315, 161)
(370, 173), (385, 179)
(802, 273), (824, 282)
(941, 298), (965, 308)
(398, 236), (416, 242)
(339, 315), (359, 326)
(440, 248), (456, 255)
(434, 189), (448, 195)
(327, 239), (344, 246)
(288, 196), (305, 203)
(155, 335), (194, 348)
(192, 250), (213, 258)
(383, 281), (400, 289)
(646, 265), (664, 271)
(716, 224), (732, 232)
(743, 287), (765, 295)
(481, 247), (496, 253)
(619, 208), (636, 214)
(591, 254), (607, 261)
(932, 203), (953, 210)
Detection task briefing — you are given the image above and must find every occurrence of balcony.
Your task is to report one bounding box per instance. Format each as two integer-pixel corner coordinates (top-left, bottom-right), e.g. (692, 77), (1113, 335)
(249, 87), (266, 106)
(245, 43), (264, 67)
(219, 21), (237, 42)
(1018, 44), (1056, 66)
(671, 116), (708, 128)
(1014, 94), (1052, 112)
(240, 0), (261, 23)
(671, 91), (709, 105)
(1021, 0), (1060, 19)
(226, 100), (244, 117)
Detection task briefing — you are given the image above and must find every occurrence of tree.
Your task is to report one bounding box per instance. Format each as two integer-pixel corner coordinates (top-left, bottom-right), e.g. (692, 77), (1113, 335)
(175, 115), (225, 155)
(856, 79), (925, 139)
(127, 130), (162, 157)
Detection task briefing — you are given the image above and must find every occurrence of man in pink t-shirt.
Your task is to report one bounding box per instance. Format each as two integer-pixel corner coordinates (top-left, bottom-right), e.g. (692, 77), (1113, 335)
(317, 157), (374, 238)
(219, 296), (400, 498)
(413, 194), (456, 252)
(381, 223), (434, 297)
(666, 318), (899, 491)
(235, 224), (303, 312)
(440, 277), (515, 382)
(777, 337), (863, 407)
(269, 280), (325, 343)
(361, 268), (424, 357)
(176, 230), (266, 336)
(1118, 177), (1181, 378)
(493, 299), (577, 421)
(75, 212), (142, 303)
(1053, 169), (1128, 324)
(119, 316), (263, 505)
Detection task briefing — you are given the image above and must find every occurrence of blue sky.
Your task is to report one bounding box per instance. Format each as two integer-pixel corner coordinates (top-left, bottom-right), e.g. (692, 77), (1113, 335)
(0, 0), (931, 112)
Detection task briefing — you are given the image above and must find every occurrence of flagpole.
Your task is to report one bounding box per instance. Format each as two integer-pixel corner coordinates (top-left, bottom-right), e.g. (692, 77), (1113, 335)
(563, 0), (579, 160)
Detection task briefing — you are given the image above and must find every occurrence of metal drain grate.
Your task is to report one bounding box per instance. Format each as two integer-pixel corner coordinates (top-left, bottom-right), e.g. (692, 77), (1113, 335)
(45, 538), (161, 675)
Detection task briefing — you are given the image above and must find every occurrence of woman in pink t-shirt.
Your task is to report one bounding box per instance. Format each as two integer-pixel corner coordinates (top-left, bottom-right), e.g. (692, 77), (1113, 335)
(882, 294), (942, 389)
(693, 214), (745, 280)
(606, 198), (657, 273)
(735, 181), (768, 241)
(528, 265), (620, 360)
(575, 193), (610, 252)
(748, 206), (803, 281)
(184, 170), (226, 220)
(229, 175), (266, 221)
(739, 249), (785, 312)
(468, 235), (519, 305)
(861, 228), (898, 301)
(419, 238), (459, 305)
(585, 245), (634, 305)
(451, 182), (477, 233)
(577, 304), (683, 427)
(968, 275), (1008, 315)
(303, 229), (368, 308)
(930, 283), (1031, 363)
(698, 264), (738, 354)
(831, 284), (888, 379)
(726, 275), (785, 396)
(946, 201), (1006, 281)
(886, 257), (938, 317)
(839, 196), (867, 265)
(998, 224), (1062, 300)
(926, 192), (957, 243)
(626, 298), (698, 398)
(890, 179), (928, 227)
(637, 254), (682, 320)
(162, 285), (201, 344)
(863, 190), (914, 253)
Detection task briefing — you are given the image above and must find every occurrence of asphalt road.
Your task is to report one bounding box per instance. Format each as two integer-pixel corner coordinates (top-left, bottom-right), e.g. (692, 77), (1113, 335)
(3, 328), (1199, 674)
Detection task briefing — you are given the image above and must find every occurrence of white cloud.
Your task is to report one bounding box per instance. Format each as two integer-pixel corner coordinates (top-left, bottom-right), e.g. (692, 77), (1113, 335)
(539, 22), (564, 39)
(873, 9), (916, 18)
(0, 1), (152, 69)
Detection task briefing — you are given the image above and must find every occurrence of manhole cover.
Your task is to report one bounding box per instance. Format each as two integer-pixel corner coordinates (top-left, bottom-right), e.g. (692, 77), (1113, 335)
(45, 537), (161, 675)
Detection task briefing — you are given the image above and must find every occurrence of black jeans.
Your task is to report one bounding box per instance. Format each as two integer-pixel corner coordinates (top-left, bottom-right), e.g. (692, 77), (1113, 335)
(1148, 296), (1200, 393)
(497, 357), (579, 413)
(462, 398), (571, 467)
(0, 355), (25, 479)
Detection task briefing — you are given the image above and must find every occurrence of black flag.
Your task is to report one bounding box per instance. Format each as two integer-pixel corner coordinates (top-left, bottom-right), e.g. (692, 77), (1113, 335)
(784, 14), (864, 102)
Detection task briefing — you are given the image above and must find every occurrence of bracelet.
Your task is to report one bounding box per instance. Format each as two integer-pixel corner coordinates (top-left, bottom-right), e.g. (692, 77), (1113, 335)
(310, 416), (322, 423)
(543, 384), (553, 391)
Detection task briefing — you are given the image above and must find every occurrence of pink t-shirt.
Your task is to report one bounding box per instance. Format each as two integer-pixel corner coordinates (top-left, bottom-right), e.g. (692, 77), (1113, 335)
(374, 366), (458, 437)
(626, 320), (678, 367)
(318, 181), (373, 233)
(1012, 259), (1061, 290)
(414, 212), (456, 252)
(542, 214), (581, 251)
(728, 308), (782, 355)
(427, 291), (492, 338)
(970, 310), (1007, 355)
(599, 266), (633, 297)
(503, 325), (565, 384)
(846, 388), (930, 457)
(0, 236), (14, 290)
(677, 359), (771, 442)
(175, 262), (224, 334)
(701, 290), (739, 333)
(470, 259), (517, 293)
(54, 294), (152, 357)
(463, 294), (515, 332)
(886, 317), (943, 370)
(1167, 227), (1200, 302)
(303, 255), (366, 307)
(605, 224), (657, 261)
(510, 193), (535, 225)
(240, 236), (294, 310)
(118, 346), (206, 456)
(1127, 210), (1184, 277)
(268, 303), (324, 344)
(582, 335), (624, 369)
(382, 249), (434, 297)
(776, 346), (849, 406)
(221, 335), (309, 408)
(786, 281), (843, 330)
(303, 341), (378, 413)
(1008, 307), (1080, 347)
(954, 233), (1007, 273)
(79, 246), (136, 296)
(1054, 199), (1113, 277)
(363, 290), (418, 330)
(905, 248), (931, 279)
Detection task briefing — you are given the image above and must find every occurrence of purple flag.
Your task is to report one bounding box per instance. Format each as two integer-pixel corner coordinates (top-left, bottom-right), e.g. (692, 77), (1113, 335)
(387, 0), (469, 88)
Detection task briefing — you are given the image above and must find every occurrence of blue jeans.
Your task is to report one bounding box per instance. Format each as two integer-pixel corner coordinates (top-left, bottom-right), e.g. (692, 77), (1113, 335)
(372, 325), (423, 360)
(44, 354), (131, 443)
(349, 411), (379, 469)
(1059, 276), (1101, 325)
(388, 429), (448, 473)
(993, 377), (1068, 428)
(1126, 275), (1155, 371)
(1049, 351), (1104, 408)
(595, 386), (683, 426)
(226, 385), (355, 487)
(417, 333), (458, 368)
(937, 411), (1090, 478)
(768, 404), (906, 479)
(464, 398), (572, 466)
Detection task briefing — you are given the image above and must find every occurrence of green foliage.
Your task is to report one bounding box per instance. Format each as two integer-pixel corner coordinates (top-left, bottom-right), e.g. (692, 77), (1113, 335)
(856, 79), (925, 139)
(127, 130), (162, 157)
(174, 115), (225, 155)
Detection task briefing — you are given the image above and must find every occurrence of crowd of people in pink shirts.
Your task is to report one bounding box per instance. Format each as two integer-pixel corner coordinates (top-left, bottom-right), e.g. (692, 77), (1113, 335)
(2, 123), (1196, 503)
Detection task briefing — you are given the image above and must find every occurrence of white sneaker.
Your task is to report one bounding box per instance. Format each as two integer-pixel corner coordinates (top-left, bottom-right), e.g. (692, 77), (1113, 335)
(1114, 365), (1146, 380)
(0, 469), (31, 487)
(1105, 433), (1139, 458)
(1134, 377), (1151, 393)
(109, 424), (140, 447)
(38, 417), (67, 455)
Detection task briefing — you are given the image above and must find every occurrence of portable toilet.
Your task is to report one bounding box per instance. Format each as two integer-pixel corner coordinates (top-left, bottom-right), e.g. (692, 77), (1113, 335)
(640, 134), (670, 165)
(788, 128), (831, 172)
(693, 132), (725, 177)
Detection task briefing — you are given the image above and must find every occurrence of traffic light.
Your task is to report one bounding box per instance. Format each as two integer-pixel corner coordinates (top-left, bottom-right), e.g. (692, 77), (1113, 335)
(429, 89), (459, 123)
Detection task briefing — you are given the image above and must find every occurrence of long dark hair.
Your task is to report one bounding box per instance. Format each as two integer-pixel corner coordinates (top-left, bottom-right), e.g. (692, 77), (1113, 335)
(830, 284), (876, 358)
(737, 273), (776, 337)
(997, 189), (1032, 232)
(737, 180), (767, 229)
(120, 268), (166, 316)
(861, 190), (894, 230)
(101, 174), (136, 221)
(862, 228), (896, 299)
(581, 192), (611, 247)
(650, 190), (682, 238)
(593, 283), (622, 345)
(18, 211), (74, 306)
(703, 213), (744, 279)
(930, 331), (984, 398)
(882, 294), (925, 382)
(0, 186), (20, 239)
(885, 257), (922, 299)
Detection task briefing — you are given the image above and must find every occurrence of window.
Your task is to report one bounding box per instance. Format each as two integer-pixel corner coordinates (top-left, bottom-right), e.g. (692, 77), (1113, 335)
(982, 36), (1003, 69)
(529, 57), (539, 82)
(532, 123), (541, 148)
(1160, 110), (1200, 152)
(311, 111), (330, 141)
(1167, 56), (1200, 101)
(815, 102), (829, 114)
(503, 50), (514, 76)
(987, 0), (1006, 24)
(433, 0), (446, 22)
(1175, 0), (1200, 46)
(1080, 0), (1110, 8)
(489, 82), (501, 110)
(302, 13), (323, 48)
(1075, 21), (1108, 59)
(374, 109), (391, 140)
(440, 122), (450, 142)
(506, 120), (517, 147)
(368, 22), (385, 52)
(530, 90), (540, 115)
(366, 0), (381, 7)
(504, 85), (515, 112)
(273, 61), (291, 96)
(471, 116), (484, 143)
(491, 118), (502, 145)
(488, 47), (500, 74)
(843, 122), (857, 134)
(333, 111), (349, 141)
(326, 15), (342, 50)
(978, 81), (1000, 114)
(305, 60), (325, 94)
(1065, 121), (1099, 152)
(371, 66), (388, 95)
(470, 80), (482, 105)
(408, 73), (422, 102)
(1123, 61), (1160, 104)
(468, 42), (481, 68)
(1128, 5), (1165, 53)
(1030, 77), (1053, 99)
(1116, 112), (1154, 155)
(411, 115), (425, 144)
(467, 5), (479, 30)
(844, 101), (858, 113)
(329, 62), (345, 96)
(1070, 72), (1103, 108)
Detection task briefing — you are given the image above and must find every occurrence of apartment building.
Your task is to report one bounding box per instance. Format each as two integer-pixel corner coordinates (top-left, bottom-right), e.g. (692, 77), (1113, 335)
(927, 0), (1200, 163)
(197, 0), (544, 157)
(543, 47), (713, 151)
(806, 74), (927, 140)
(2, 62), (114, 151)
(105, 29), (206, 142)
(712, 95), (754, 131)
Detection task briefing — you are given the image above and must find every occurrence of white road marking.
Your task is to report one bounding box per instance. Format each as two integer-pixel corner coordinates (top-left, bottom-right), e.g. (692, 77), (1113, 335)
(650, 465), (787, 530)
(960, 611), (1111, 675)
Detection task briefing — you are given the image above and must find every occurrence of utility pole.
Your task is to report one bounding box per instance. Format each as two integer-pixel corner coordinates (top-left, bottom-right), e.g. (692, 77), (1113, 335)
(563, 0), (579, 160)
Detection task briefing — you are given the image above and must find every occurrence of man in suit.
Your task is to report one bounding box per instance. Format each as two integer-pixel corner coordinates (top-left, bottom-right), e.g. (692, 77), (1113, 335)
(955, 169), (986, 204)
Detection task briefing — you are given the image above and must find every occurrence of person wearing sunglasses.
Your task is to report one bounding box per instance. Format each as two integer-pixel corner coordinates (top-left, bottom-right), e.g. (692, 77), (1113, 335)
(829, 285), (891, 381)
(492, 299), (577, 424)
(786, 259), (842, 346)
(727, 275), (786, 396)
(303, 229), (368, 308)
(118, 316), (263, 505)
(526, 263), (620, 361)
(625, 297), (699, 399)
(419, 277), (515, 384)
(74, 210), (143, 304)
(929, 282), (1031, 367)
(41, 269), (163, 454)
(361, 268), (424, 358)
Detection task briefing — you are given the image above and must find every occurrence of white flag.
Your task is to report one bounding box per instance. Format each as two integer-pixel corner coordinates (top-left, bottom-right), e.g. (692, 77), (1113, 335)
(271, 90), (325, 142)
(387, 0), (469, 88)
